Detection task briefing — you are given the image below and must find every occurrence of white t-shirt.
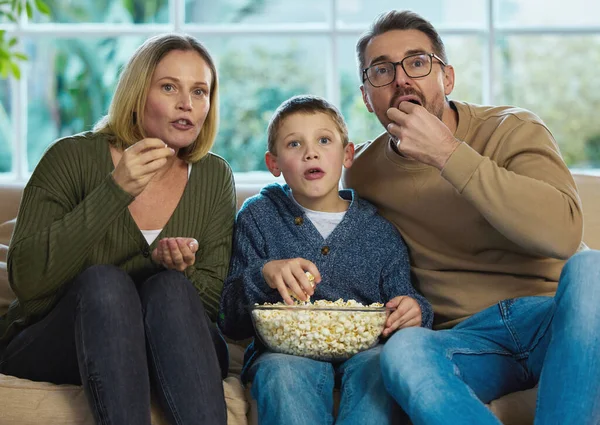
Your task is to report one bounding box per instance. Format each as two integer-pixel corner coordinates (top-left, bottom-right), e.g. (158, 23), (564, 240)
(291, 194), (347, 240)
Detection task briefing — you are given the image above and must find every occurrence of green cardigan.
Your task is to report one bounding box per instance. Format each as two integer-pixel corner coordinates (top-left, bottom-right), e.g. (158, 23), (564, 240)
(1, 132), (236, 343)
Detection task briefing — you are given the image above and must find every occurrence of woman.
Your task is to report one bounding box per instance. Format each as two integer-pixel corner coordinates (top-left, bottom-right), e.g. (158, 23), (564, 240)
(0, 34), (235, 425)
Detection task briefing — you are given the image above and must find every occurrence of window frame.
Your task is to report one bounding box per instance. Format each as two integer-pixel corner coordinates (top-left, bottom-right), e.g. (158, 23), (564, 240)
(2, 0), (600, 182)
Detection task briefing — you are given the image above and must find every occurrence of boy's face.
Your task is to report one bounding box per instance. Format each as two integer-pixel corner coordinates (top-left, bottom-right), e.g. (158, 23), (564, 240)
(265, 112), (354, 211)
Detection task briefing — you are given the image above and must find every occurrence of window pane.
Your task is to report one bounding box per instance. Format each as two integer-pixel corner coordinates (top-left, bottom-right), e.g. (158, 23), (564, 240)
(204, 36), (328, 172)
(339, 36), (384, 145)
(336, 0), (486, 28)
(33, 0), (169, 24)
(496, 0), (600, 27)
(340, 35), (483, 145)
(25, 36), (143, 171)
(494, 35), (600, 169)
(0, 80), (12, 173)
(186, 0), (328, 24)
(445, 36), (483, 104)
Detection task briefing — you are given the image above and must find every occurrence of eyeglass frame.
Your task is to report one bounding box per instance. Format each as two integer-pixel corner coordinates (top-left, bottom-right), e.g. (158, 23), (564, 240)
(362, 52), (447, 87)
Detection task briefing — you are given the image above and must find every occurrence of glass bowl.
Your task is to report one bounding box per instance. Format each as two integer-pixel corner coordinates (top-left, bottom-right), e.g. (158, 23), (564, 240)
(250, 303), (390, 361)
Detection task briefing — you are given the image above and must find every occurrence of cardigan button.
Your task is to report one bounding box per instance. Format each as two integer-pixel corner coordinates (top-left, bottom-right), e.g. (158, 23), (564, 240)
(294, 217), (304, 225)
(321, 246), (330, 255)
(142, 247), (150, 257)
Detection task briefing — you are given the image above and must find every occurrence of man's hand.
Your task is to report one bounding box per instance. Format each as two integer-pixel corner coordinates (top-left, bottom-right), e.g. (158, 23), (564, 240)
(382, 296), (422, 337)
(262, 258), (321, 305)
(152, 237), (198, 272)
(112, 138), (175, 197)
(386, 102), (460, 170)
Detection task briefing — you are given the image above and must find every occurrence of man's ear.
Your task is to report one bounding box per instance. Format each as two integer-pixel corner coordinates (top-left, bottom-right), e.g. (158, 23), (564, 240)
(443, 64), (455, 96)
(343, 142), (355, 169)
(360, 85), (374, 113)
(265, 151), (281, 177)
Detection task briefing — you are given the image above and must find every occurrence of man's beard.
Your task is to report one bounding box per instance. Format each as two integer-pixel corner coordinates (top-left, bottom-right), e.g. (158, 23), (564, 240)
(390, 87), (444, 121)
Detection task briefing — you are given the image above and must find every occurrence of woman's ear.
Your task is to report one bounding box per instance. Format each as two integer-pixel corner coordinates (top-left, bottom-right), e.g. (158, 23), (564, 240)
(265, 151), (281, 177)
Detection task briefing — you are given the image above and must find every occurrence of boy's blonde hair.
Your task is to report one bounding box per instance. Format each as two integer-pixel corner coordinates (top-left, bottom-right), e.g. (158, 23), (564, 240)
(94, 33), (219, 163)
(267, 95), (349, 155)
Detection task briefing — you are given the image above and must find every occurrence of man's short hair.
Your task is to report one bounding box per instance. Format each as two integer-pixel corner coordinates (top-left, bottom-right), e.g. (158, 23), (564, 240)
(356, 10), (448, 81)
(267, 95), (349, 155)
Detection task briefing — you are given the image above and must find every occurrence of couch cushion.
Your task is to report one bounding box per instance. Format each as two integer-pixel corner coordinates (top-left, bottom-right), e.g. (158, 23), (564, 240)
(0, 261), (14, 316)
(0, 373), (248, 425)
(0, 218), (15, 252)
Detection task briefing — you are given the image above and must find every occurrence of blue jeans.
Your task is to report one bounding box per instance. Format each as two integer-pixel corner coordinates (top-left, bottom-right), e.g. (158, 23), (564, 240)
(0, 265), (228, 425)
(247, 345), (404, 425)
(380, 249), (600, 425)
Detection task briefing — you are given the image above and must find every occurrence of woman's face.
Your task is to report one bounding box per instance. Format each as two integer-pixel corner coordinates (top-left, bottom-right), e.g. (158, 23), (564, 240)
(142, 49), (213, 150)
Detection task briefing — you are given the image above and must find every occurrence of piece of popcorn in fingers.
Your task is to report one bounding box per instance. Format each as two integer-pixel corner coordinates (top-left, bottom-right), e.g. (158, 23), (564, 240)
(287, 271), (316, 302)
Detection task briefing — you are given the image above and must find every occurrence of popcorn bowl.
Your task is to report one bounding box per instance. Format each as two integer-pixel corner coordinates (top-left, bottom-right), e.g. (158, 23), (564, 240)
(250, 301), (390, 361)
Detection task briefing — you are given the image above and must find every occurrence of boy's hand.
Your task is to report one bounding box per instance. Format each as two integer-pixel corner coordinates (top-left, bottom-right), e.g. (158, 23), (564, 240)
(382, 296), (422, 337)
(152, 237), (199, 272)
(262, 258), (321, 305)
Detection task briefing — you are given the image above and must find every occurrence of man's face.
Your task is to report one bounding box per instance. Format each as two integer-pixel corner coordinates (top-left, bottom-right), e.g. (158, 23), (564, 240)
(360, 29), (454, 131)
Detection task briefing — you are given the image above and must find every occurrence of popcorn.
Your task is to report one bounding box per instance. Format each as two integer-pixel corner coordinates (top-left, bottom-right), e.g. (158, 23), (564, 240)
(251, 298), (387, 361)
(287, 271), (316, 301)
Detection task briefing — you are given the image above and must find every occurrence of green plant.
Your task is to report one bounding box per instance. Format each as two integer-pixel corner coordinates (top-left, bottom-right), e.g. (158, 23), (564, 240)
(0, 0), (50, 79)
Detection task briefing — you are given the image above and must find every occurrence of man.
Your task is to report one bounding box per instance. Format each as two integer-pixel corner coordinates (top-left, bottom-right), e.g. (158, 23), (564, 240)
(343, 9), (600, 424)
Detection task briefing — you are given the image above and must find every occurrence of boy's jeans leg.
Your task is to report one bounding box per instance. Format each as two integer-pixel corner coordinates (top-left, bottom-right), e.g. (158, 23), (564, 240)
(533, 250), (600, 424)
(381, 295), (554, 425)
(139, 270), (228, 425)
(248, 352), (335, 425)
(336, 344), (406, 425)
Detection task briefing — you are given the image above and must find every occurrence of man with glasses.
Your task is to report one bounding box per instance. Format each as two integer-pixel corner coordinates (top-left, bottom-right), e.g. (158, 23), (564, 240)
(343, 9), (600, 425)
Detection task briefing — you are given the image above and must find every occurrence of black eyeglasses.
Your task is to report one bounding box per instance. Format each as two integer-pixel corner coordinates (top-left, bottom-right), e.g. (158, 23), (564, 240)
(362, 52), (447, 87)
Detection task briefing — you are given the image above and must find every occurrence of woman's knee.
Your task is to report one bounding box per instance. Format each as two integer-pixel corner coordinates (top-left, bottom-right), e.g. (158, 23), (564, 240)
(139, 270), (198, 308)
(70, 265), (139, 312)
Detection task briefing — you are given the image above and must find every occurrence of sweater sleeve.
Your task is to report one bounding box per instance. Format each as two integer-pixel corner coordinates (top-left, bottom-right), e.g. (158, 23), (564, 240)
(185, 163), (236, 322)
(441, 121), (582, 259)
(218, 204), (282, 341)
(7, 140), (133, 315)
(380, 228), (433, 329)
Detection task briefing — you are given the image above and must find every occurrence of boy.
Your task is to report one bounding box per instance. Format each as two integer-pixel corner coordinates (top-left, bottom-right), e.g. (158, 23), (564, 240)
(218, 95), (432, 425)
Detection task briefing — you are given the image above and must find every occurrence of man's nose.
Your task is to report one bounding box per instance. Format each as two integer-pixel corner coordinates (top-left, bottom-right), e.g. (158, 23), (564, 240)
(394, 63), (412, 86)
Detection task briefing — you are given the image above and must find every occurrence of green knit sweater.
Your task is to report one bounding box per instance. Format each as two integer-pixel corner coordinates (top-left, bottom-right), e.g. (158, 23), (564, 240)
(1, 132), (236, 343)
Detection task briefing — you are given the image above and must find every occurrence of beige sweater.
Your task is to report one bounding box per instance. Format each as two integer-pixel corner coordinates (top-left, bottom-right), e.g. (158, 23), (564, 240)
(2, 132), (236, 342)
(342, 101), (583, 329)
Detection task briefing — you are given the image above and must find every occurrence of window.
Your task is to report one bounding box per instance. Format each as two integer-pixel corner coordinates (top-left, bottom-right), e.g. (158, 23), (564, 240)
(1, 0), (599, 181)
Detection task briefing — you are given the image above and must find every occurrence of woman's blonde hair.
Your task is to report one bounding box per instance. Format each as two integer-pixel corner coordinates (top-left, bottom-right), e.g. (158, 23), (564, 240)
(94, 33), (219, 163)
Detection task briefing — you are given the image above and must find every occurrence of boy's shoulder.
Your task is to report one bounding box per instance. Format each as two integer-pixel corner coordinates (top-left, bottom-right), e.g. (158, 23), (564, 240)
(237, 183), (293, 216)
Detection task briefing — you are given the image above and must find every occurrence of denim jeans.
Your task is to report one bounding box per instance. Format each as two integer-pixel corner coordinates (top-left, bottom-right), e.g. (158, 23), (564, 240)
(380, 249), (600, 425)
(0, 265), (228, 425)
(247, 344), (404, 425)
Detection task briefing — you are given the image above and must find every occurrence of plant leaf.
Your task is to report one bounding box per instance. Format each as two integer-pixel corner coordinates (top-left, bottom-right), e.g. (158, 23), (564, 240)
(10, 60), (21, 79)
(8, 37), (17, 47)
(13, 52), (27, 60)
(25, 1), (33, 19)
(34, 0), (50, 15)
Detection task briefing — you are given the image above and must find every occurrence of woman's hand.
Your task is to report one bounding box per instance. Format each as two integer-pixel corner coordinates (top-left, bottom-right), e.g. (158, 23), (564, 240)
(262, 258), (321, 305)
(112, 138), (175, 197)
(152, 237), (199, 272)
(382, 296), (422, 337)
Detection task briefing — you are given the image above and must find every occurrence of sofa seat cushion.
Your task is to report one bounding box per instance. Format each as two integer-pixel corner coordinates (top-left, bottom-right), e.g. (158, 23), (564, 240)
(0, 373), (248, 425)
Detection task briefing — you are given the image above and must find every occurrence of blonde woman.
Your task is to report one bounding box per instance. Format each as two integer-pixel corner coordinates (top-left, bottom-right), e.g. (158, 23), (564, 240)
(0, 34), (234, 425)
